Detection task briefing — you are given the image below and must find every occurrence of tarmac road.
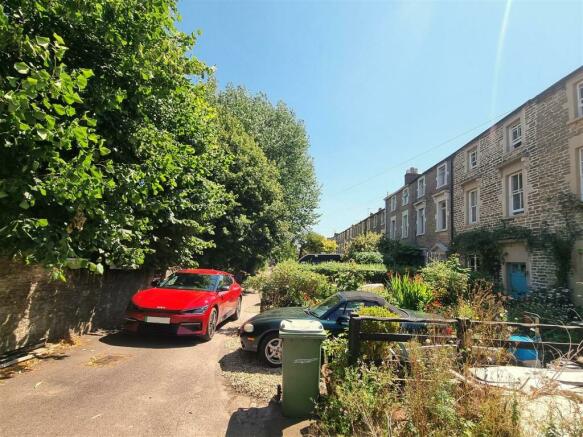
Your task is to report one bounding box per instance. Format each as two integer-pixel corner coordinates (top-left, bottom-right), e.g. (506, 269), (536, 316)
(0, 292), (305, 437)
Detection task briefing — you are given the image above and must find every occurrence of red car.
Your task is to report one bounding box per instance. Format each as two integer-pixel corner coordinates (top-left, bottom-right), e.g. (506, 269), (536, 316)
(124, 268), (243, 341)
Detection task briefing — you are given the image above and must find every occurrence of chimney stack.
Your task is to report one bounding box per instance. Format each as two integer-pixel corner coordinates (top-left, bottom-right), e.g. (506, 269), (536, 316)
(404, 167), (418, 185)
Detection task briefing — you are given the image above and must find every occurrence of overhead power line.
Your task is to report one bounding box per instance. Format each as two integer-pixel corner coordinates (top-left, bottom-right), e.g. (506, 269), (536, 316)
(330, 107), (515, 198)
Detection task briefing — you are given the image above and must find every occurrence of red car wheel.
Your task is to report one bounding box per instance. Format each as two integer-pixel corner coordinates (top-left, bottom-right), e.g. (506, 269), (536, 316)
(202, 308), (218, 341)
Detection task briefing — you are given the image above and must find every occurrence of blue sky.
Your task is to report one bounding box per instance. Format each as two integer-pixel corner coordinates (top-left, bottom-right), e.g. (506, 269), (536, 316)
(178, 0), (583, 237)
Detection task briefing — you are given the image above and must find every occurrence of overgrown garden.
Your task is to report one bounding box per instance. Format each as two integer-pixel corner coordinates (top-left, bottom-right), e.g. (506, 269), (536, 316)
(245, 232), (583, 435)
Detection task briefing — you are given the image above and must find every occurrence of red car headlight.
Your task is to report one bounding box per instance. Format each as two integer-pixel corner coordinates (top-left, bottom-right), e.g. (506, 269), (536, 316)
(182, 305), (209, 314)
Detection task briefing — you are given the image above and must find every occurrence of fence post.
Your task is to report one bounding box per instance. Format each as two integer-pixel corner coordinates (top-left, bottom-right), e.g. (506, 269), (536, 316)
(348, 315), (362, 365)
(456, 317), (470, 364)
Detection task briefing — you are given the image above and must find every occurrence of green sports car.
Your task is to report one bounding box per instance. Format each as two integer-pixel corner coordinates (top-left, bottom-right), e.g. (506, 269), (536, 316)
(239, 291), (429, 366)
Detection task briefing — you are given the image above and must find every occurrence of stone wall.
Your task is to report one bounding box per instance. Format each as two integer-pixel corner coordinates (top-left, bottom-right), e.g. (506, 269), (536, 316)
(384, 157), (453, 256)
(452, 67), (583, 292)
(0, 258), (153, 355)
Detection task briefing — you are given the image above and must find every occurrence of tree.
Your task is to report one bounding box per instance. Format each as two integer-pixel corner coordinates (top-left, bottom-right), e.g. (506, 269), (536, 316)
(346, 233), (382, 259)
(301, 231), (337, 255)
(0, 0), (229, 275)
(217, 86), (320, 245)
(198, 112), (286, 274)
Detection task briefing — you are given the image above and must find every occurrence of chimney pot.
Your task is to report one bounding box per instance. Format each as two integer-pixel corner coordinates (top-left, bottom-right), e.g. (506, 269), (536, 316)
(404, 167), (419, 185)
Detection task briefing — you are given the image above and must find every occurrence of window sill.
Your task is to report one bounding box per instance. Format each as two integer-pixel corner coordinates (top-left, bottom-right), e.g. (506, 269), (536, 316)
(567, 115), (583, 126)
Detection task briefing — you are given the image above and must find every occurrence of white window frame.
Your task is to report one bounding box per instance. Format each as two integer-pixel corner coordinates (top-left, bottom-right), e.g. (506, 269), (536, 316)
(415, 206), (425, 236)
(578, 81), (583, 118)
(436, 163), (447, 188)
(417, 176), (425, 198)
(468, 148), (478, 170)
(436, 198), (448, 231)
(580, 148), (583, 201)
(389, 216), (397, 239)
(401, 210), (408, 238)
(402, 188), (409, 205)
(468, 189), (478, 224)
(390, 196), (397, 212)
(509, 121), (522, 150)
(509, 172), (524, 215)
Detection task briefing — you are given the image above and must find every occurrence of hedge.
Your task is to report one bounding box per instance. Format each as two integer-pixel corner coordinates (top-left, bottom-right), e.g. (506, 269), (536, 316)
(301, 262), (388, 285)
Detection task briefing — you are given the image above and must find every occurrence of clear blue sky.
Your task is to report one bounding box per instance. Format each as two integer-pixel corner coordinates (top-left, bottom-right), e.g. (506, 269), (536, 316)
(178, 0), (583, 237)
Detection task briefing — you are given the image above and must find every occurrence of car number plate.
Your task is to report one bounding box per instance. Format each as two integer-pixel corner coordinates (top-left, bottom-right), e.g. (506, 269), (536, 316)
(145, 316), (170, 324)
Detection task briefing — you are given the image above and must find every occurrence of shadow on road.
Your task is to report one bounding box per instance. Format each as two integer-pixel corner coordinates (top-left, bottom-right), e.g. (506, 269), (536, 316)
(219, 348), (281, 377)
(226, 402), (311, 437)
(99, 331), (202, 349)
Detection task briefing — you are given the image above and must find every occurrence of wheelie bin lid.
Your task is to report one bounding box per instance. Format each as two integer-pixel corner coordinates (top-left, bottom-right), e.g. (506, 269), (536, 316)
(279, 319), (326, 338)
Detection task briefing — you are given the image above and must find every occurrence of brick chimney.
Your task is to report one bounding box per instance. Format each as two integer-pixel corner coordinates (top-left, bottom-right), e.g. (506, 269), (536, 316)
(404, 167), (418, 185)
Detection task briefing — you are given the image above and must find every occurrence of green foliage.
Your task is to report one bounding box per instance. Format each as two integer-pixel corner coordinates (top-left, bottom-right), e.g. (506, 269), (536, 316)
(197, 112), (286, 274)
(317, 344), (522, 436)
(388, 274), (434, 311)
(420, 256), (470, 306)
(0, 0), (230, 274)
(453, 225), (576, 287)
(245, 260), (334, 308)
(379, 238), (424, 269)
(217, 86), (320, 247)
(301, 231), (336, 255)
(352, 251), (383, 264)
(302, 261), (387, 287)
(358, 306), (398, 360)
(317, 362), (397, 436)
(346, 232), (381, 259)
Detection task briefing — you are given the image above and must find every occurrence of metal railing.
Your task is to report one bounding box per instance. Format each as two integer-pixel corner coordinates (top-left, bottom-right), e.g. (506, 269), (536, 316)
(347, 315), (583, 365)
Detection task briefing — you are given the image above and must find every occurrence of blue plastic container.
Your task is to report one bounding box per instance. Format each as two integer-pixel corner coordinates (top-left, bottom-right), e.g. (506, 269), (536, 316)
(509, 334), (539, 362)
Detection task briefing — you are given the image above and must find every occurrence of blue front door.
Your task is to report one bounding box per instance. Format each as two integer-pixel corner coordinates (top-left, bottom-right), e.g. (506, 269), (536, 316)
(508, 263), (528, 297)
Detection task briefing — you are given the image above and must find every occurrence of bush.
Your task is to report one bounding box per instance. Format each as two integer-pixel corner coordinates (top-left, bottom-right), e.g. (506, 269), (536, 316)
(345, 232), (382, 259)
(420, 256), (470, 306)
(245, 260), (334, 309)
(358, 306), (398, 360)
(351, 251), (383, 264)
(388, 274), (434, 311)
(317, 343), (522, 436)
(379, 238), (424, 269)
(303, 261), (387, 288)
(506, 288), (583, 343)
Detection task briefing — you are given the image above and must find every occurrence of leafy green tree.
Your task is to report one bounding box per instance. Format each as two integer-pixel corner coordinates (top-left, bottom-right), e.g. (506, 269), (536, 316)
(0, 0), (229, 275)
(346, 232), (382, 259)
(217, 86), (320, 245)
(301, 231), (337, 255)
(198, 113), (286, 274)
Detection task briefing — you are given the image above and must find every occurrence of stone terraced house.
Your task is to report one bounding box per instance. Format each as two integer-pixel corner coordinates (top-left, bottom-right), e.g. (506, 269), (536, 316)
(453, 66), (583, 304)
(384, 162), (454, 263)
(331, 66), (583, 305)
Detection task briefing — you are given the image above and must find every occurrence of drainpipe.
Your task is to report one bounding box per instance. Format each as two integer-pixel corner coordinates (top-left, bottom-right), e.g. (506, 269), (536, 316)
(449, 157), (455, 252)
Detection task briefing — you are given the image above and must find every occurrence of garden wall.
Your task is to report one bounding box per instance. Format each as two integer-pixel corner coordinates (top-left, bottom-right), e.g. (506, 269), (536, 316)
(0, 258), (153, 355)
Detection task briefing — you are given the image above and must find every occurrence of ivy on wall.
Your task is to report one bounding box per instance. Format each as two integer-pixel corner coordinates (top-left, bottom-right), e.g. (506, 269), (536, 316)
(452, 193), (583, 288)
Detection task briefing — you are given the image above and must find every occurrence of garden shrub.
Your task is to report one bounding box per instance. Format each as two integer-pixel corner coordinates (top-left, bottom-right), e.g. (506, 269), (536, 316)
(420, 256), (470, 306)
(358, 306), (398, 360)
(507, 287), (582, 343)
(317, 342), (523, 436)
(351, 250), (383, 264)
(302, 261), (387, 287)
(245, 260), (334, 309)
(388, 274), (434, 310)
(345, 232), (382, 259)
(379, 238), (424, 269)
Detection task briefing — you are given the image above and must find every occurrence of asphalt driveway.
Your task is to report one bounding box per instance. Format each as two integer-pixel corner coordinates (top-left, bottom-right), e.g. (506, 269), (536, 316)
(0, 293), (307, 437)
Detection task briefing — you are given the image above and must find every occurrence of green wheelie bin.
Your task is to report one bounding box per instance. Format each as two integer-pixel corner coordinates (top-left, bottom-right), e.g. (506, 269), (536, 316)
(279, 319), (327, 418)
